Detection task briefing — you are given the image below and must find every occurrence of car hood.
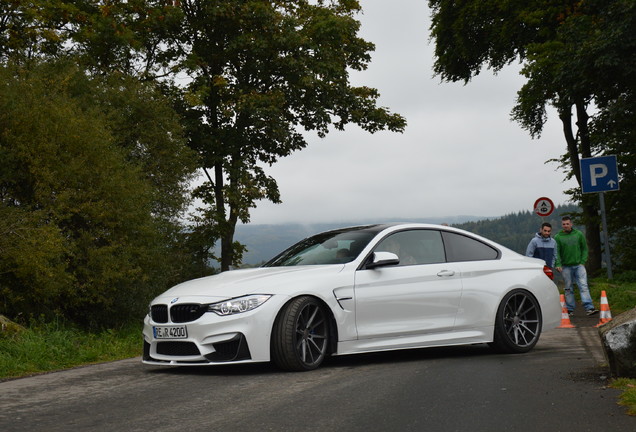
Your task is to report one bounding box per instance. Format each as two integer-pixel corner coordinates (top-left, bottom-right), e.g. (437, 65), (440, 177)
(153, 265), (346, 302)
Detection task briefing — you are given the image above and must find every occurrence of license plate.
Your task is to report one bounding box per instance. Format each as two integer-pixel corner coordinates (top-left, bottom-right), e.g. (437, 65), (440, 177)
(153, 325), (188, 339)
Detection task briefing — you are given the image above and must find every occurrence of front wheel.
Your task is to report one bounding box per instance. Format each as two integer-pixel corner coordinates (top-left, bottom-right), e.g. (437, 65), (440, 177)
(271, 296), (329, 371)
(489, 289), (542, 353)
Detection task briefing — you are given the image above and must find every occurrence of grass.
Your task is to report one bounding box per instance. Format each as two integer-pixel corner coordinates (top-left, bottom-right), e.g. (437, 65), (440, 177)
(1, 277), (635, 414)
(589, 278), (636, 315)
(611, 378), (636, 416)
(0, 320), (141, 381)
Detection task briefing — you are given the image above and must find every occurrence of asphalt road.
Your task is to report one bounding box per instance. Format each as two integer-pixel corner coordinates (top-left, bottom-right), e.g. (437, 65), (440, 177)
(1, 306), (634, 432)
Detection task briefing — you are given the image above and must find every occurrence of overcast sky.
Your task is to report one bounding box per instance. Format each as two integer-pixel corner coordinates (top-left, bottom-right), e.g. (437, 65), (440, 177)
(245, 1), (578, 225)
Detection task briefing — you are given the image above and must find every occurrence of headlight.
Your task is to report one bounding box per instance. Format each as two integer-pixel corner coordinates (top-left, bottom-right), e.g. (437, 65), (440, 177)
(207, 294), (272, 316)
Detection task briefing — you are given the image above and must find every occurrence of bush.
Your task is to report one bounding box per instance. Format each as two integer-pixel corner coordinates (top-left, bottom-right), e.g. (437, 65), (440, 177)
(0, 62), (198, 328)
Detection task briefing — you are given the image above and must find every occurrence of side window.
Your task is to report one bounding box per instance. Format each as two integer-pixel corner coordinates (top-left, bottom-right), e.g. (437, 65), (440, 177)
(441, 231), (499, 262)
(374, 230), (446, 266)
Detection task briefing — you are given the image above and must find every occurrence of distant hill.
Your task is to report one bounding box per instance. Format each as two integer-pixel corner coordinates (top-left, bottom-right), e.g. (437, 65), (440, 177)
(232, 205), (580, 266)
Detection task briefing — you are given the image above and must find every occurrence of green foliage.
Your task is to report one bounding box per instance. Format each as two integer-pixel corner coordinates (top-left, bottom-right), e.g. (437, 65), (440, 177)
(0, 0), (66, 62)
(1, 2), (407, 320)
(0, 61), (198, 327)
(169, 0), (406, 270)
(586, 2), (636, 272)
(88, 75), (197, 217)
(429, 0), (636, 273)
(518, 0), (636, 273)
(428, 0), (532, 82)
(0, 319), (141, 380)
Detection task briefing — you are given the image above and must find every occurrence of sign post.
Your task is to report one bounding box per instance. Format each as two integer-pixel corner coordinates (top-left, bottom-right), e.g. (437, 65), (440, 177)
(580, 155), (619, 279)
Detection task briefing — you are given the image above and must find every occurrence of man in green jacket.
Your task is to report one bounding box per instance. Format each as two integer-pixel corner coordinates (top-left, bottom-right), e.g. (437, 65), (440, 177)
(555, 216), (597, 316)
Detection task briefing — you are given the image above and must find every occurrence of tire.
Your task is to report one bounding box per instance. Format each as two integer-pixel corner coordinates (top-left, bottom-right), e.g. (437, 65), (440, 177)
(271, 296), (329, 371)
(489, 289), (542, 353)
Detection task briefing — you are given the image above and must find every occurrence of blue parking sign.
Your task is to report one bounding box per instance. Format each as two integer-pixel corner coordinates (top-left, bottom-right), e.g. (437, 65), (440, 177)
(580, 155), (619, 194)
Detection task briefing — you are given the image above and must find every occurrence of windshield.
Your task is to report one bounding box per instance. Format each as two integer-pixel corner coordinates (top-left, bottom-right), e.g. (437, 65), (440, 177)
(263, 226), (380, 267)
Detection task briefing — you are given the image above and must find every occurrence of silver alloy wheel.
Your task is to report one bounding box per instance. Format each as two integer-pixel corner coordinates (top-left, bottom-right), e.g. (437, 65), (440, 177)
(490, 289), (542, 353)
(294, 301), (328, 366)
(272, 296), (329, 371)
(502, 291), (541, 347)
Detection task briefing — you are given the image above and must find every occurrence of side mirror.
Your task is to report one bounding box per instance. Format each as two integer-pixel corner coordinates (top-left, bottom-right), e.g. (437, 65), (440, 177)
(366, 252), (400, 269)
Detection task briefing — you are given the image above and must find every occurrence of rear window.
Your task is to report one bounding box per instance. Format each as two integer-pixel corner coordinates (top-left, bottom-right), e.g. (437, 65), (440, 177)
(442, 231), (499, 262)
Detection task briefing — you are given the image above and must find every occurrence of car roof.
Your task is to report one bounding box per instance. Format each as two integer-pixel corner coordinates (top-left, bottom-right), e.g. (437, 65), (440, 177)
(324, 222), (513, 254)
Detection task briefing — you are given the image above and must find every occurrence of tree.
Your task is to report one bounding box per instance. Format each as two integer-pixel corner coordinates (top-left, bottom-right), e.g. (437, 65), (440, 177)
(164, 0), (406, 271)
(581, 1), (636, 272)
(0, 61), (198, 326)
(3, 1), (406, 273)
(510, 0), (636, 273)
(0, 2), (215, 326)
(0, 0), (66, 62)
(428, 0), (636, 274)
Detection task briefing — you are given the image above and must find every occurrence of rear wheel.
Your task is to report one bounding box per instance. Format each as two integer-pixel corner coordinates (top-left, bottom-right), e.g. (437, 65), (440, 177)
(271, 296), (329, 371)
(489, 289), (542, 353)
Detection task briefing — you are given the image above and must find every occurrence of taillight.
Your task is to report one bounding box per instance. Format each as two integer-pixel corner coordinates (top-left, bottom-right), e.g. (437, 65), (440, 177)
(543, 265), (554, 280)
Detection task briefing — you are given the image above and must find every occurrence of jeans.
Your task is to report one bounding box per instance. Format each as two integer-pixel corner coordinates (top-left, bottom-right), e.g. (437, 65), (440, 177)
(561, 264), (594, 312)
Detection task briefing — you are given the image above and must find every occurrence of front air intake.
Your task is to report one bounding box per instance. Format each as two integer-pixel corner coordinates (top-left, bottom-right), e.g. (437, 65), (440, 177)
(156, 341), (201, 356)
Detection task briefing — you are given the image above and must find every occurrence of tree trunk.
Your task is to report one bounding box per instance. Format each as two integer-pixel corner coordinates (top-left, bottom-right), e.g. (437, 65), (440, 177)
(559, 102), (602, 275)
(575, 101), (602, 275)
(220, 204), (238, 273)
(220, 228), (234, 272)
(583, 203), (602, 276)
(211, 162), (237, 272)
(560, 107), (581, 184)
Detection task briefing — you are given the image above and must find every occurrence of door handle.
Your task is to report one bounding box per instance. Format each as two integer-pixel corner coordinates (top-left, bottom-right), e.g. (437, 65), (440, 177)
(437, 270), (455, 277)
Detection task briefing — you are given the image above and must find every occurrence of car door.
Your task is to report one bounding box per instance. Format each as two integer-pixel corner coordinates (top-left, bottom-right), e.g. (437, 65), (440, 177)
(439, 230), (502, 330)
(353, 229), (463, 340)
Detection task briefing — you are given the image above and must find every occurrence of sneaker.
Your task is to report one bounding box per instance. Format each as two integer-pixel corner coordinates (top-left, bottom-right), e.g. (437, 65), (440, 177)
(586, 308), (598, 316)
(568, 311), (575, 317)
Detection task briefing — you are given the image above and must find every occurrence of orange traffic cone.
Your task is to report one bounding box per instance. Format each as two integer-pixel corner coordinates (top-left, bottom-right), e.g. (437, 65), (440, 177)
(595, 290), (613, 327)
(558, 294), (575, 328)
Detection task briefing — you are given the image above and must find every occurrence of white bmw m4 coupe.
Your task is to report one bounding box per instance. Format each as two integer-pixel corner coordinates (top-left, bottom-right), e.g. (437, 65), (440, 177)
(143, 223), (561, 371)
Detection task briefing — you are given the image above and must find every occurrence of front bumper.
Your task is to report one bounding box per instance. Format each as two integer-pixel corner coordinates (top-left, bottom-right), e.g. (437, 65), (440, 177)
(142, 294), (289, 366)
(143, 333), (252, 365)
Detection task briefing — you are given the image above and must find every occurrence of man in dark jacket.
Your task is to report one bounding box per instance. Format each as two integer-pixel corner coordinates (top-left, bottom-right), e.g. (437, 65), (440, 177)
(526, 222), (557, 268)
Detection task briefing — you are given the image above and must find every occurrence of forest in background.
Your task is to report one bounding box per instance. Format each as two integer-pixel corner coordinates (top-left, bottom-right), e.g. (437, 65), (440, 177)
(454, 204), (582, 255)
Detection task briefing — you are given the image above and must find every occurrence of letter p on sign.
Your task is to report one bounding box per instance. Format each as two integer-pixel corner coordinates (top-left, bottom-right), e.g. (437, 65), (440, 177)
(590, 164), (608, 186)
